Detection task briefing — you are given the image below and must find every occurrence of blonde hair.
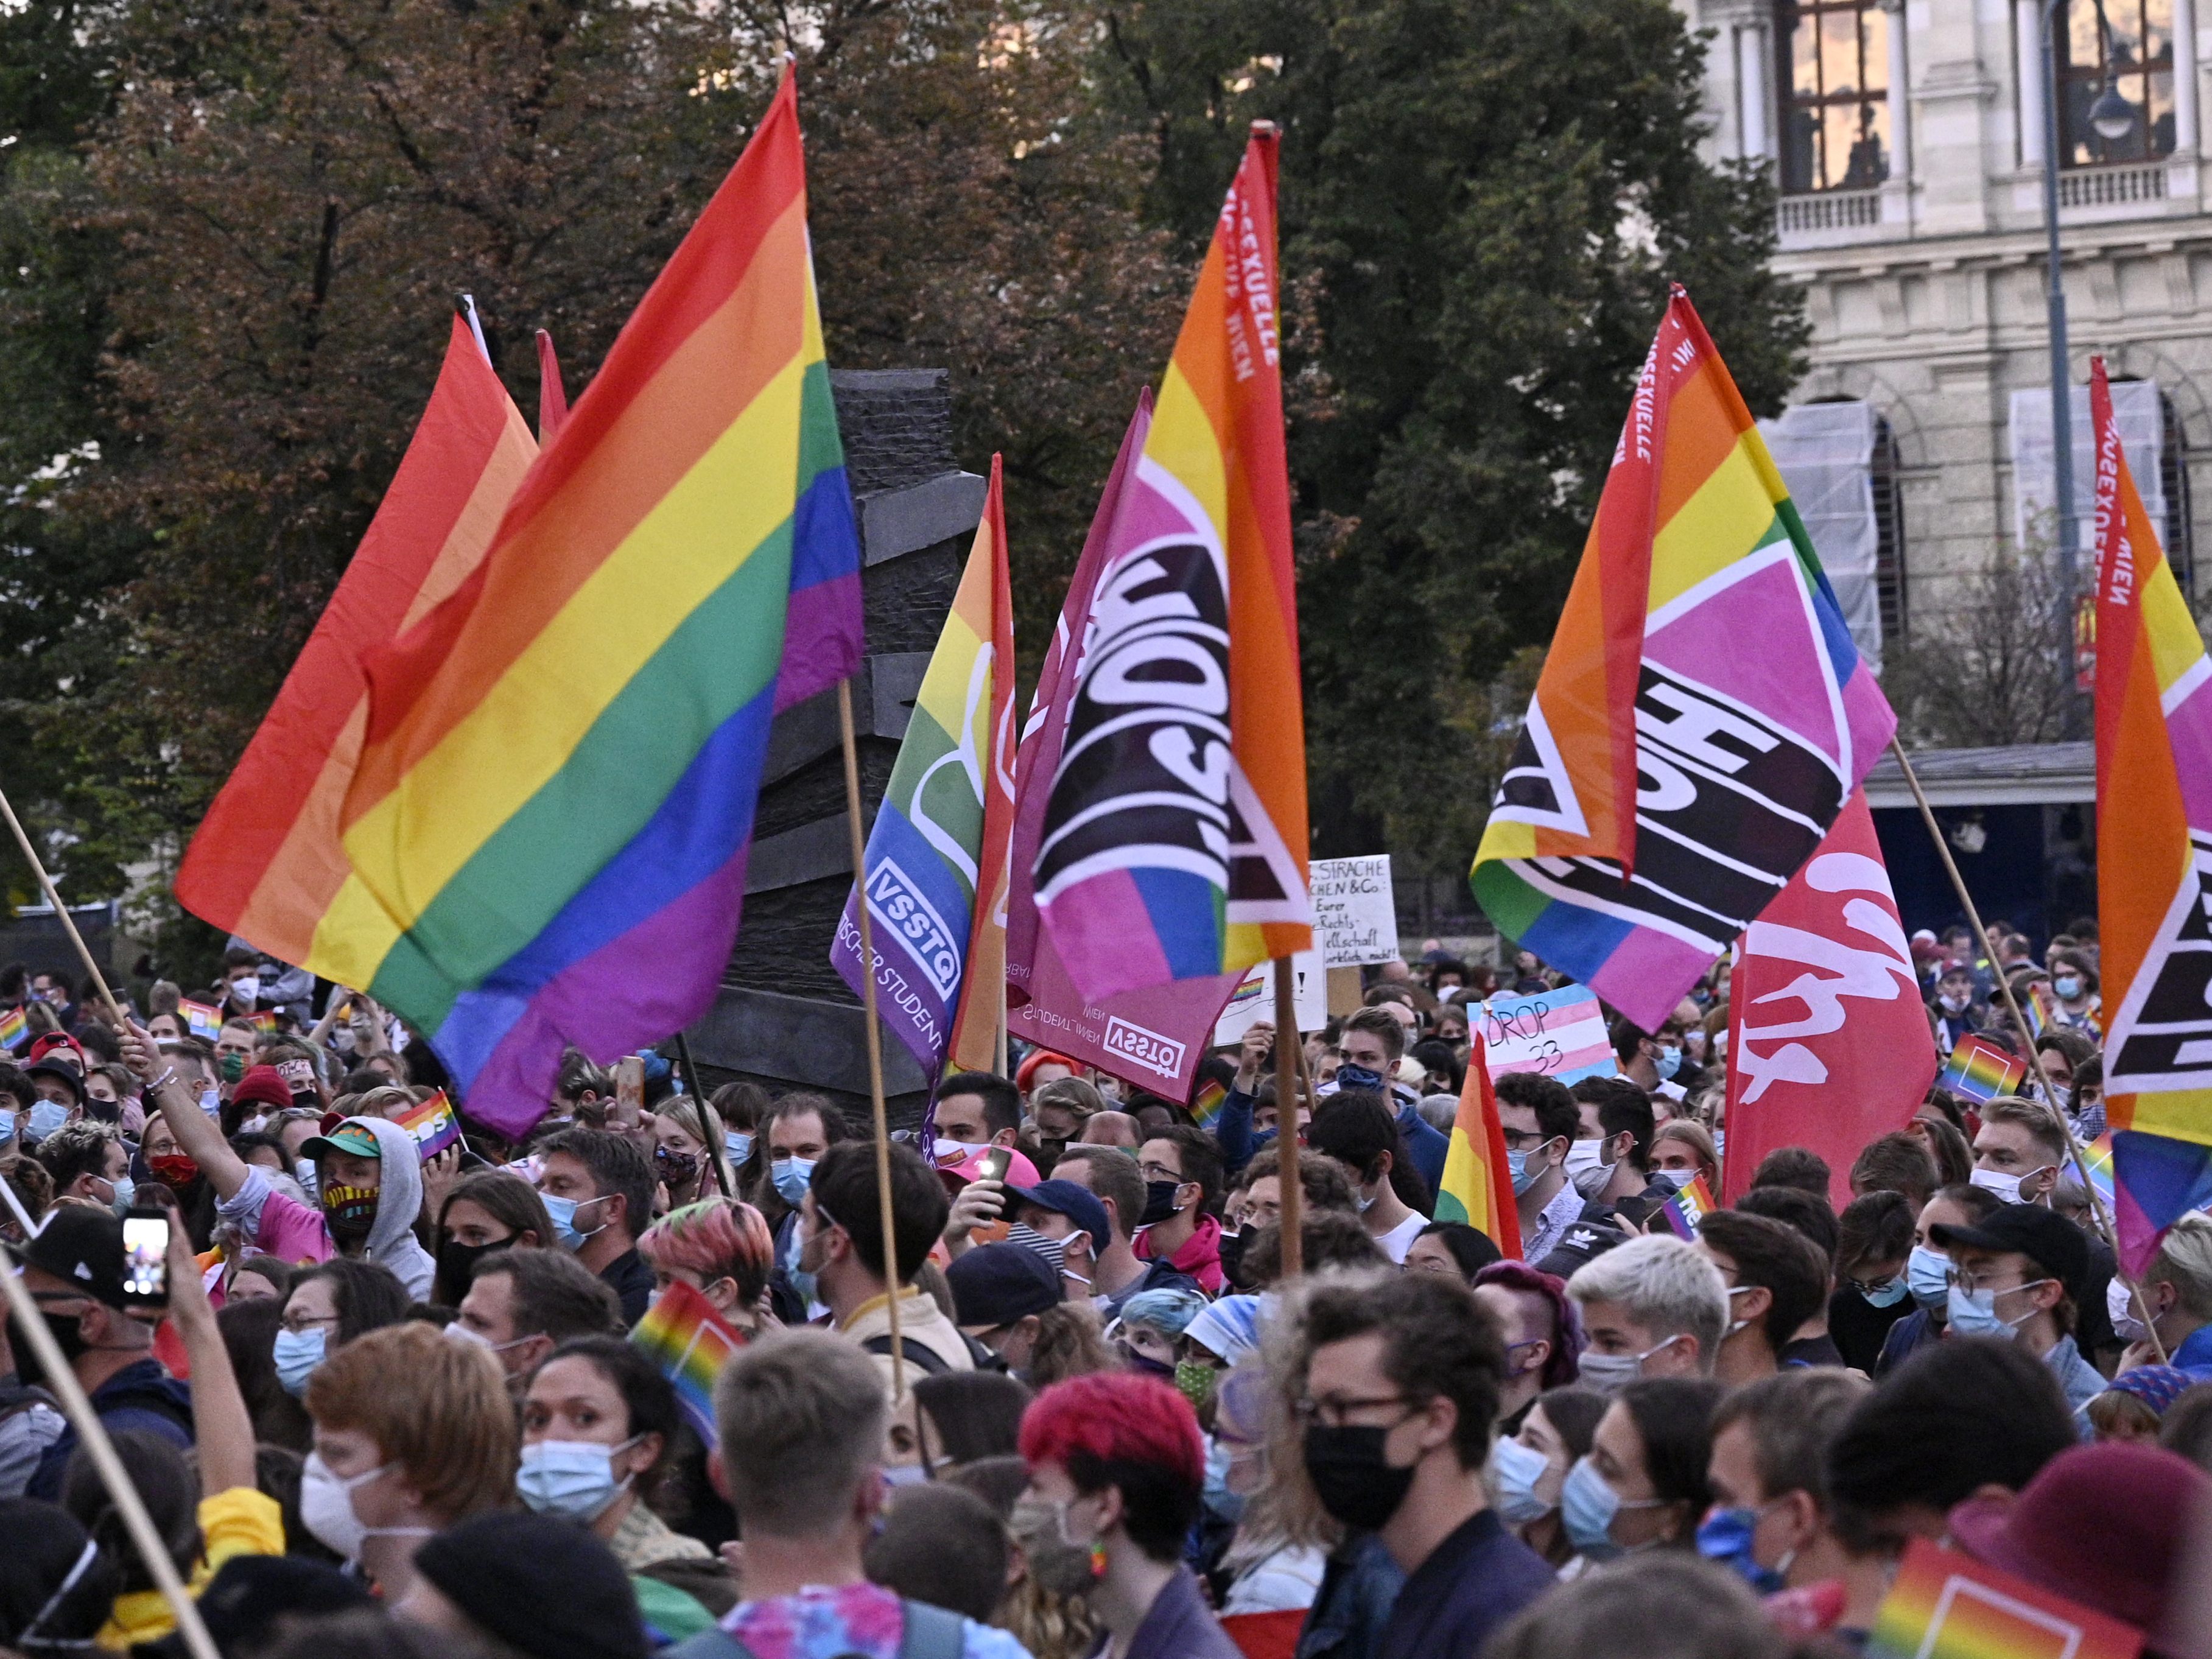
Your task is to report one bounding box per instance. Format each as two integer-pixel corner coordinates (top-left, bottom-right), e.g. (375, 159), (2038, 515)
(2148, 1214), (2212, 1321)
(1978, 1095), (2068, 1165)
(305, 1323), (516, 1523)
(1025, 1302), (1119, 1389)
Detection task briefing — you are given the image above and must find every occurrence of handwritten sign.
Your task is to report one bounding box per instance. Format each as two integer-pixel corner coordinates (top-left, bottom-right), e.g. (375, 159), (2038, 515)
(1478, 986), (1617, 1086)
(1214, 953), (1327, 1047)
(1311, 856), (1397, 969)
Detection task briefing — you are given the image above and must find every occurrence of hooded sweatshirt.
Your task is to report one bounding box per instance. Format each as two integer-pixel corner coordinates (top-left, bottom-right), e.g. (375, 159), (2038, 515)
(214, 1114), (436, 1299)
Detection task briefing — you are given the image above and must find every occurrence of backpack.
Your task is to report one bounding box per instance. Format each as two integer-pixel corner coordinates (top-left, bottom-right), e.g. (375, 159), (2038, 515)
(860, 1330), (1002, 1373)
(664, 1596), (966, 1659)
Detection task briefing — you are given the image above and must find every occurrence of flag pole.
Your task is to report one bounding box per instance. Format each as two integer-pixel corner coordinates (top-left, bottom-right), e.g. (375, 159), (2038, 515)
(0, 784), (128, 1026)
(838, 679), (905, 1397)
(1887, 735), (2167, 1362)
(1272, 959), (1304, 1278)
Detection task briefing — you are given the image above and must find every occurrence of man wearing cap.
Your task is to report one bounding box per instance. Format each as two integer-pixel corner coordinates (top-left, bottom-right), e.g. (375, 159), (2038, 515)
(23, 1054), (85, 1144)
(121, 1021), (435, 1298)
(945, 1242), (1061, 1377)
(226, 1065), (295, 1136)
(1931, 1202), (2104, 1409)
(10, 1207), (194, 1499)
(997, 1178), (1111, 1300)
(1041, 1145), (1199, 1316)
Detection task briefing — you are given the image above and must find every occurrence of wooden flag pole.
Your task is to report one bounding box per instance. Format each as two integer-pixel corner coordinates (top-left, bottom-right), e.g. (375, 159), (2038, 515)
(838, 679), (905, 1397)
(1272, 959), (1303, 1278)
(0, 785), (127, 1026)
(1889, 735), (2168, 1363)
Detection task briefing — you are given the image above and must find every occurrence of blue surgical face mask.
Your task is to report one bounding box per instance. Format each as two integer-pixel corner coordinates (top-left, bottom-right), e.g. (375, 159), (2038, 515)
(1947, 1277), (2051, 1339)
(1906, 1244), (1951, 1310)
(108, 1176), (135, 1216)
(1492, 1434), (1553, 1526)
(27, 1101), (68, 1141)
(517, 1436), (640, 1521)
(1858, 1273), (1910, 1309)
(273, 1327), (328, 1398)
(1561, 1454), (1660, 1560)
(540, 1192), (608, 1253)
(771, 1156), (816, 1206)
(726, 1131), (753, 1166)
(1696, 1504), (1789, 1594)
(2055, 975), (2084, 1000)
(0, 1109), (15, 1146)
(1335, 1063), (1385, 1093)
(1506, 1145), (1554, 1196)
(1655, 1045), (1683, 1082)
(784, 1219), (820, 1307)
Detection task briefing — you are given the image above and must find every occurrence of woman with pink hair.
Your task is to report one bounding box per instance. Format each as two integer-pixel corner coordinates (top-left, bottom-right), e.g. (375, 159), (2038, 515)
(636, 1194), (775, 1333)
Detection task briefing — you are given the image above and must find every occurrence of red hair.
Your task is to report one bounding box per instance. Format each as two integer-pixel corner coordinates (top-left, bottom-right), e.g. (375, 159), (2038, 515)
(1019, 1372), (1204, 1490)
(1016, 1050), (1078, 1095)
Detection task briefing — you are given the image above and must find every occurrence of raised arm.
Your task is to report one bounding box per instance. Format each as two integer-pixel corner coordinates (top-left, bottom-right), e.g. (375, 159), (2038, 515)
(160, 1215), (255, 1494)
(120, 1021), (251, 1202)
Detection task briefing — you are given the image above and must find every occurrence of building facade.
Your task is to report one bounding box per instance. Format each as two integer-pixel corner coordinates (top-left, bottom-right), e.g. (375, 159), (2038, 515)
(1681, 0), (2211, 656)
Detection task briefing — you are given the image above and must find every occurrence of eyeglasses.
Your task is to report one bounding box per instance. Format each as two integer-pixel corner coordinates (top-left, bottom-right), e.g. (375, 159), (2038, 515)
(1949, 1265), (2049, 1296)
(1293, 1393), (1417, 1429)
(281, 1312), (342, 1336)
(1138, 1163), (1184, 1185)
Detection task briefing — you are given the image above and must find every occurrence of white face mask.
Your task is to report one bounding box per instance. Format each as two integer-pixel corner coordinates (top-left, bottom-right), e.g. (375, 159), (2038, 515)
(2109, 1277), (2157, 1344)
(1970, 1166), (2048, 1205)
(300, 1455), (388, 1562)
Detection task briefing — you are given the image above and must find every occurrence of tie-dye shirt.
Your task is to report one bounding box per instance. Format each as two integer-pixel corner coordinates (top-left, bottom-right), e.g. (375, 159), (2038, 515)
(719, 1584), (1030, 1659)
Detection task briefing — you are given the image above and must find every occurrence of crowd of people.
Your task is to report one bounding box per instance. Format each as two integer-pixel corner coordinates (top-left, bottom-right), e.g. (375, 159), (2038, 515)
(0, 925), (2204, 1659)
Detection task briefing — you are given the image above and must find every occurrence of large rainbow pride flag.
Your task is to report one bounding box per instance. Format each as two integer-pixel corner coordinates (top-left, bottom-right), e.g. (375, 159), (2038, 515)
(1033, 123), (1312, 1003)
(1435, 1034), (1522, 1258)
(832, 457), (1014, 1081)
(2090, 356), (2212, 1272)
(328, 70), (861, 1134)
(176, 318), (538, 981)
(1469, 289), (1896, 1033)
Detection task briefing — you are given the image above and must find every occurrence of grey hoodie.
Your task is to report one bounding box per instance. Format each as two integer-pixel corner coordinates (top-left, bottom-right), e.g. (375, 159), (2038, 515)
(349, 1113), (437, 1300)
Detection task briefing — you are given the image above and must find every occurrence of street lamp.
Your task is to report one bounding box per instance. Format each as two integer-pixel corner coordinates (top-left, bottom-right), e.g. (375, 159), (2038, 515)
(2090, 82), (2138, 140)
(2038, 0), (2080, 644)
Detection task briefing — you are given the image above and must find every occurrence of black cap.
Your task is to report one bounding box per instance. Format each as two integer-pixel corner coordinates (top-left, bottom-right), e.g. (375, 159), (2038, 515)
(1931, 1204), (2091, 1302)
(12, 1206), (126, 1309)
(946, 1241), (1062, 1328)
(23, 1061), (83, 1109)
(1535, 1220), (1629, 1281)
(414, 1512), (647, 1659)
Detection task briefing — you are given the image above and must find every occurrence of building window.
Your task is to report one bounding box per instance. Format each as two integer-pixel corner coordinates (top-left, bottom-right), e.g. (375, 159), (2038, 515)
(1777, 0), (1891, 192)
(2054, 0), (2176, 166)
(1872, 415), (1909, 641)
(2162, 392), (2195, 592)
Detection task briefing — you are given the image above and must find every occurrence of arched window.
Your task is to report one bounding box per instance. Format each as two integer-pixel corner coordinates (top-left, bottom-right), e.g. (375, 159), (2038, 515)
(1872, 415), (1909, 642)
(1776, 0), (1892, 192)
(2053, 0), (2177, 166)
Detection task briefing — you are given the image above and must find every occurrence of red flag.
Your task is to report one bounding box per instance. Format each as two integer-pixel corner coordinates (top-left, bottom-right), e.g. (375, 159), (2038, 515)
(535, 329), (568, 441)
(1722, 791), (1936, 1210)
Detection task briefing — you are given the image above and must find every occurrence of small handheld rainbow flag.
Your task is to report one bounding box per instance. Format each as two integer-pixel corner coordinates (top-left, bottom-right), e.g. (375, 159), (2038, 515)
(1866, 1538), (2141, 1659)
(2080, 1131), (2116, 1212)
(1659, 1174), (1717, 1241)
(630, 1278), (746, 1448)
(180, 1000), (223, 1042)
(0, 1007), (26, 1053)
(248, 1011), (280, 1034)
(1937, 1034), (2027, 1104)
(1192, 1078), (1227, 1133)
(395, 1090), (462, 1161)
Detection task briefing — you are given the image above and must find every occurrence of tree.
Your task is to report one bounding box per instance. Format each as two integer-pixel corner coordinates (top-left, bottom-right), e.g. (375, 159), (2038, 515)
(1883, 541), (2083, 748)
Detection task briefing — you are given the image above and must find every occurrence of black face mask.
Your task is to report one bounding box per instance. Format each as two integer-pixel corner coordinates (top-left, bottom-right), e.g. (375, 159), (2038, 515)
(1037, 1137), (1069, 1175)
(7, 1309), (87, 1388)
(437, 1235), (510, 1302)
(1218, 1229), (1253, 1289)
(1139, 1180), (1185, 1227)
(1302, 1423), (1417, 1531)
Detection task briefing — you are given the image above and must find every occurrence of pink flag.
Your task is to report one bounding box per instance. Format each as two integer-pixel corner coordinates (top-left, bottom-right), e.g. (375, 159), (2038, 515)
(1722, 791), (1937, 1210)
(1007, 393), (1239, 1100)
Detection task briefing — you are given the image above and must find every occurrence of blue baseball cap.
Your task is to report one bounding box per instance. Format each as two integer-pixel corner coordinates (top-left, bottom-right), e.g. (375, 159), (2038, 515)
(1006, 1179), (1111, 1253)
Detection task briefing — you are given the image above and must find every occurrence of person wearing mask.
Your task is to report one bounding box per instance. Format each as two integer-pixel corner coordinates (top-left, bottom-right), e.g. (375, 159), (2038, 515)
(990, 1178), (1112, 1297)
(434, 1171), (555, 1308)
(1471, 1261), (1584, 1433)
(452, 1247), (625, 1384)
(1561, 1377), (1719, 1562)
(2119, 1212), (2212, 1369)
(2047, 949), (2103, 1037)
(126, 1022), (437, 1299)
(933, 1072), (1025, 1165)
(1876, 1181), (2004, 1374)
(273, 1259), (411, 1401)
(1929, 964), (1984, 1054)
(1495, 1073), (1583, 1269)
(1307, 1095), (1427, 1264)
(518, 1335), (729, 1640)
(1028, 1146), (1196, 1313)
(1290, 1270), (1554, 1658)
(398, 1510), (649, 1659)
(1028, 1076), (1107, 1174)
(751, 1092), (847, 1307)
(535, 1127), (656, 1325)
(1829, 1191), (1918, 1373)
(1931, 1202), (2103, 1408)
(672, 1327), (1025, 1659)
(33, 1120), (130, 1212)
(650, 1096), (733, 1215)
(1694, 1210), (1831, 1386)
(1702, 1370), (1883, 1632)
(1131, 1126), (1227, 1294)
(1334, 1009), (1448, 1191)
(1607, 1018), (1685, 1103)
(13, 1208), (194, 1501)
(1112, 1288), (1208, 1381)
(637, 1195), (777, 1333)
(1648, 1121), (1720, 1199)
(1564, 1078), (1664, 1219)
(1489, 1385), (1607, 1570)
(22, 1057), (83, 1143)
(802, 1141), (972, 1391)
(947, 1243), (1062, 1378)
(1014, 1370), (1241, 1659)
(300, 1322), (517, 1601)
(1564, 1235), (1730, 1392)
(1970, 1095), (2067, 1206)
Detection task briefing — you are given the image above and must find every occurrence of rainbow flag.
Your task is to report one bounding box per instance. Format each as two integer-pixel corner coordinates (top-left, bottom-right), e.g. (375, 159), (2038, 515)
(1469, 290), (1896, 1033)
(177, 317), (538, 984)
(1435, 1034), (1523, 1258)
(630, 1277), (746, 1448)
(1659, 1173), (1717, 1241)
(0, 1007), (24, 1054)
(832, 457), (1014, 1079)
(1867, 1538), (2141, 1659)
(248, 1012), (280, 1034)
(329, 71), (861, 1136)
(395, 1090), (462, 1161)
(1033, 124), (1312, 1003)
(2090, 358), (2212, 1273)
(179, 1000), (223, 1042)
(1937, 1034), (2027, 1104)
(1192, 1078), (1227, 1132)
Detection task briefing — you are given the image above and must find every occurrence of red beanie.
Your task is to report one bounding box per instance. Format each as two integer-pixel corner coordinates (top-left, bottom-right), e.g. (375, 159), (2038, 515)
(231, 1065), (297, 1114)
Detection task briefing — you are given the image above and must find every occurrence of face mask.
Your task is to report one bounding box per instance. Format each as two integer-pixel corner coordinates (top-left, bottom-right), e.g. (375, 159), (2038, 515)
(219, 1053), (247, 1084)
(1970, 1166), (2042, 1205)
(1122, 1347), (1176, 1378)
(653, 1146), (699, 1185)
(1139, 1179), (1185, 1227)
(1175, 1359), (1218, 1411)
(149, 1153), (200, 1191)
(27, 1101), (68, 1141)
(2109, 1276), (2154, 1344)
(1858, 1274), (1910, 1309)
(5, 1309), (86, 1387)
(934, 1139), (989, 1165)
(1696, 1504), (1789, 1595)
(517, 1437), (641, 1521)
(1009, 1496), (1103, 1598)
(273, 1327), (328, 1398)
(1564, 1135), (1606, 1180)
(1947, 1278), (2051, 1339)
(784, 1221), (820, 1307)
(1654, 1045), (1683, 1082)
(2056, 975), (2083, 1000)
(1506, 1145), (1551, 1195)
(1907, 1244), (1952, 1310)
(199, 1086), (222, 1118)
(1939, 992), (1968, 1014)
(107, 1176), (135, 1216)
(726, 1131), (753, 1165)
(1491, 1434), (1553, 1526)
(295, 1159), (320, 1198)
(1006, 1221), (1069, 1273)
(770, 1157), (815, 1206)
(230, 977), (259, 1008)
(1648, 1168), (1692, 1193)
(1562, 1454), (1651, 1560)
(85, 1095), (120, 1126)
(1302, 1423), (1417, 1531)
(321, 1183), (380, 1241)
(883, 1461), (932, 1487)
(438, 1235), (511, 1299)
(0, 1109), (12, 1146)
(541, 1192), (609, 1252)
(1575, 1333), (1683, 1396)
(1335, 1062), (1385, 1093)
(1712, 1129), (1725, 1160)
(300, 1454), (387, 1562)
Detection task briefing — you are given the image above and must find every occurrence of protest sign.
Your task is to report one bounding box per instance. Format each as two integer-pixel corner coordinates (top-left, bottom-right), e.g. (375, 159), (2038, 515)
(1311, 855), (1397, 969)
(1215, 954), (1326, 1047)
(1476, 985), (1616, 1086)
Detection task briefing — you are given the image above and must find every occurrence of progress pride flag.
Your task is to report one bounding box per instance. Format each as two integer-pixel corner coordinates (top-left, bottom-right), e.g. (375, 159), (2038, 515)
(1722, 791), (1937, 1210)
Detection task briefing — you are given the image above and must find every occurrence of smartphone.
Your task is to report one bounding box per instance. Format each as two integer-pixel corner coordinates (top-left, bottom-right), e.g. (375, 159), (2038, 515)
(616, 1056), (647, 1120)
(975, 1146), (1013, 1186)
(122, 1209), (170, 1309)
